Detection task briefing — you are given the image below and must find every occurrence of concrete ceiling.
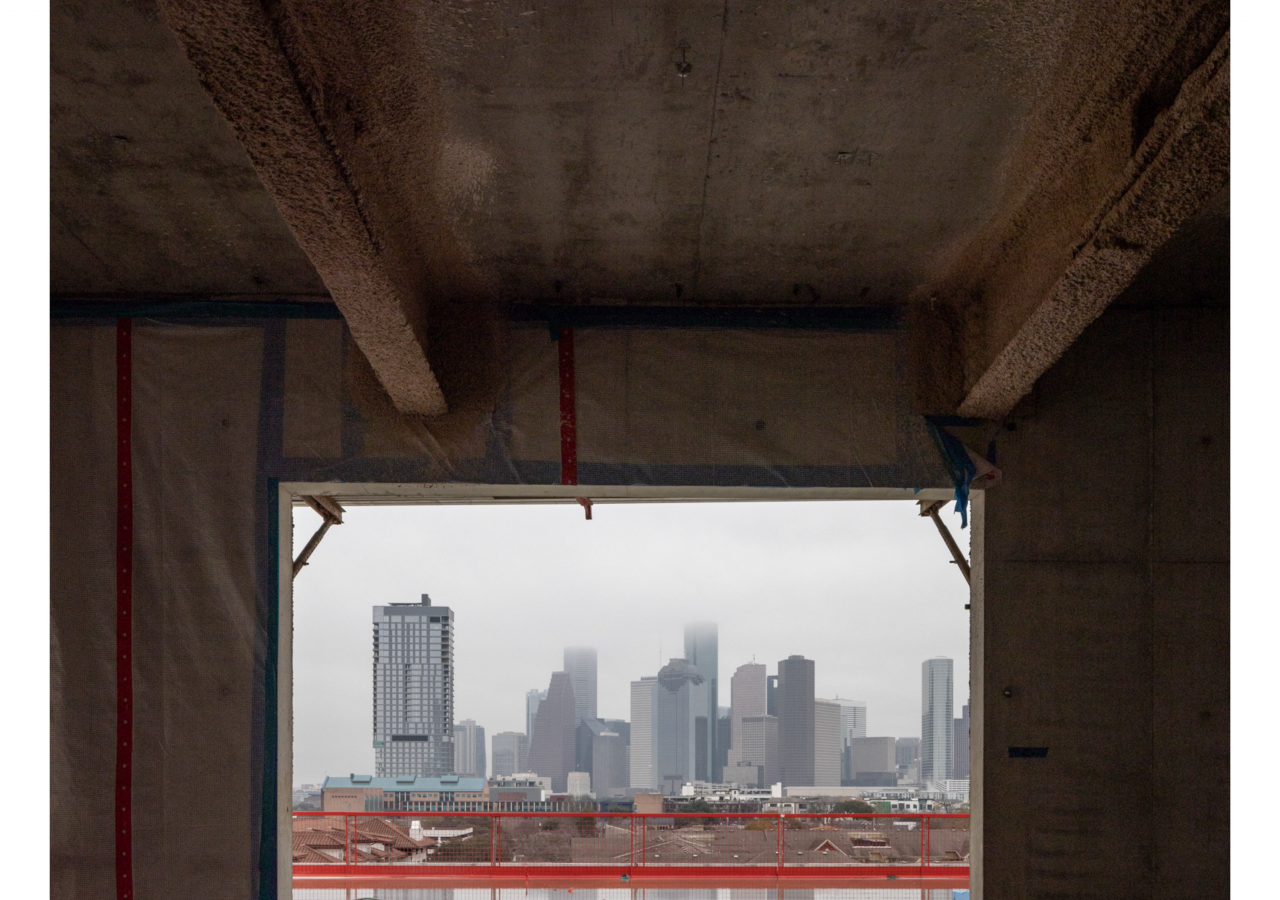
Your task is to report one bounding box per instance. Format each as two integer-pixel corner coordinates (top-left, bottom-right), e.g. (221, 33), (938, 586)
(50, 0), (326, 297)
(51, 0), (1229, 420)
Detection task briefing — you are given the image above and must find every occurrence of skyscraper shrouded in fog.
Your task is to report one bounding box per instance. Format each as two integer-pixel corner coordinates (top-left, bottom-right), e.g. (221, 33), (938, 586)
(492, 731), (529, 777)
(629, 676), (658, 790)
(727, 662), (767, 769)
(453, 719), (486, 776)
(372, 594), (454, 777)
(683, 622), (719, 783)
(778, 655), (815, 786)
(921, 657), (955, 783)
(526, 688), (546, 740)
(527, 671), (577, 792)
(563, 647), (598, 722)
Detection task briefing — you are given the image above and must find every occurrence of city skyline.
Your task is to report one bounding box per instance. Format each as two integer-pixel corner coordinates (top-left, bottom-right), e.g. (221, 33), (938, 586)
(372, 589), (962, 787)
(292, 502), (968, 784)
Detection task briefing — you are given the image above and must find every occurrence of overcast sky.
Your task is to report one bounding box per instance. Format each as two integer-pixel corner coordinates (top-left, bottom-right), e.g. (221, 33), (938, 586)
(292, 500), (971, 786)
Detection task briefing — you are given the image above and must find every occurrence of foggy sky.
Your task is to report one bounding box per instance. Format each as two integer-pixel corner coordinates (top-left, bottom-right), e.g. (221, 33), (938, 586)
(292, 500), (971, 786)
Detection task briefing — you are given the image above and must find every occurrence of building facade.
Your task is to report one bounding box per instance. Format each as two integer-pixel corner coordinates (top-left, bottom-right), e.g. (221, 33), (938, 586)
(453, 719), (485, 777)
(777, 655), (815, 786)
(683, 622), (719, 784)
(629, 676), (658, 791)
(921, 657), (955, 783)
(847, 736), (898, 783)
(738, 715), (779, 787)
(526, 688), (546, 741)
(323, 774), (486, 812)
(563, 647), (598, 722)
(491, 731), (529, 777)
(814, 698), (843, 786)
(372, 595), (454, 777)
(836, 698), (869, 783)
(527, 671), (577, 792)
(953, 702), (970, 779)
(592, 731), (628, 799)
(727, 662), (767, 769)
(654, 658), (708, 793)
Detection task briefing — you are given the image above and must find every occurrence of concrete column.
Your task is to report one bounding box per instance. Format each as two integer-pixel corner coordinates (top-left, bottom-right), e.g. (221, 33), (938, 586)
(980, 294), (1227, 898)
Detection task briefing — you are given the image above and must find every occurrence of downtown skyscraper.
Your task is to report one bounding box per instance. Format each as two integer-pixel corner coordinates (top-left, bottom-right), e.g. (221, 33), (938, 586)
(778, 655), (815, 786)
(629, 676), (658, 790)
(727, 662), (767, 769)
(492, 731), (530, 777)
(654, 657), (708, 792)
(453, 719), (486, 777)
(684, 621), (719, 781)
(372, 594), (454, 777)
(921, 657), (955, 783)
(527, 671), (577, 792)
(526, 688), (546, 740)
(563, 647), (598, 722)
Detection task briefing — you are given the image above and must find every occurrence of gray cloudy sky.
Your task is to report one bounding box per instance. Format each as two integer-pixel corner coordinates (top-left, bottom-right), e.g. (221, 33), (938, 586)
(291, 500), (971, 786)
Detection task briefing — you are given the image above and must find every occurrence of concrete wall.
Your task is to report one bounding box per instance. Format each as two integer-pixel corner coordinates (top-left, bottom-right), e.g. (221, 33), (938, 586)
(977, 265), (1228, 897)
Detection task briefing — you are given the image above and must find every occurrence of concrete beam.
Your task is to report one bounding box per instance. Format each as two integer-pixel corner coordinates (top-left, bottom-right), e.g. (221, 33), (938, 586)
(942, 9), (1229, 420)
(155, 0), (447, 417)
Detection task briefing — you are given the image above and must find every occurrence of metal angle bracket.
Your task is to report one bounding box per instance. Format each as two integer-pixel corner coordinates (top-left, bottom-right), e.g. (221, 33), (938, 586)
(292, 494), (346, 579)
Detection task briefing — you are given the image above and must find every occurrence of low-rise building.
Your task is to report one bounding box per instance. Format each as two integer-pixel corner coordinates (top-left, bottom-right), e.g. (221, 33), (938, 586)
(322, 774), (566, 813)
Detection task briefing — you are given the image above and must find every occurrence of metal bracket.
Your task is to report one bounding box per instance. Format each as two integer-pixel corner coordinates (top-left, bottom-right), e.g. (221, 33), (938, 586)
(292, 495), (345, 579)
(918, 499), (971, 585)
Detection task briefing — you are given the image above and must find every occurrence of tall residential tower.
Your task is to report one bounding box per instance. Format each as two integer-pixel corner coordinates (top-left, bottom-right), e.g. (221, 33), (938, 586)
(372, 594), (454, 777)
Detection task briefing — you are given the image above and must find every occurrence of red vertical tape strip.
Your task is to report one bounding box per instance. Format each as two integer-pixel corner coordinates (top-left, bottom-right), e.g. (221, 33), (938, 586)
(116, 319), (134, 900)
(558, 327), (578, 486)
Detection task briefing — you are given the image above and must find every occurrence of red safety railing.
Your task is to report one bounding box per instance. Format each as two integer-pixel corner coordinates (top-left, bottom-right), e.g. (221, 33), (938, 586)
(291, 811), (969, 880)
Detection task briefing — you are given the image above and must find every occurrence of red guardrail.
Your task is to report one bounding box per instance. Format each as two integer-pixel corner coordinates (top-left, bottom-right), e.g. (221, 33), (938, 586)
(291, 811), (969, 880)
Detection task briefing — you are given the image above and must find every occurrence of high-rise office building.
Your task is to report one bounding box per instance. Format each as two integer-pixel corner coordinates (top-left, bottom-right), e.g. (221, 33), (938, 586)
(453, 719), (486, 776)
(372, 594), (454, 777)
(716, 711), (731, 782)
(921, 657), (955, 783)
(767, 675), (779, 716)
(629, 676), (658, 790)
(654, 657), (708, 793)
(592, 731), (628, 799)
(527, 671), (577, 792)
(738, 714), (779, 787)
(563, 647), (598, 722)
(526, 688), (547, 741)
(777, 655), (815, 786)
(727, 662), (767, 768)
(835, 698), (868, 783)
(683, 622), (719, 784)
(492, 731), (529, 777)
(954, 702), (970, 779)
(837, 699), (868, 740)
(814, 698), (843, 786)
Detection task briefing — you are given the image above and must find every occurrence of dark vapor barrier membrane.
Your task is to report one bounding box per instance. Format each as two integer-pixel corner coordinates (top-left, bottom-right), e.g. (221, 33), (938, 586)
(50, 315), (953, 898)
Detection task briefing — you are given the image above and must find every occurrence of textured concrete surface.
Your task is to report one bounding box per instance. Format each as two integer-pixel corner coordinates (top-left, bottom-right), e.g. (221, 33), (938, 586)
(977, 199), (1228, 898)
(957, 27), (1229, 418)
(50, 0), (327, 297)
(53, 0), (1228, 420)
